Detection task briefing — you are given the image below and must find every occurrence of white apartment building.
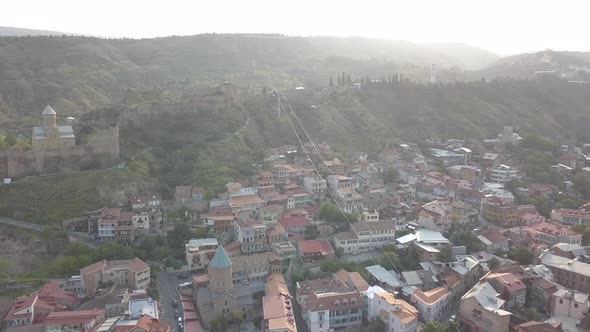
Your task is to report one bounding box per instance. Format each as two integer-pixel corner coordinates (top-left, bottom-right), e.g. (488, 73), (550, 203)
(489, 165), (517, 184)
(303, 176), (328, 200)
(185, 238), (220, 272)
(367, 286), (419, 332)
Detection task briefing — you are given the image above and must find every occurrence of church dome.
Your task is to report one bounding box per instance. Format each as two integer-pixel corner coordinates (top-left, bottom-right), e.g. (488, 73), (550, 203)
(209, 246), (232, 269)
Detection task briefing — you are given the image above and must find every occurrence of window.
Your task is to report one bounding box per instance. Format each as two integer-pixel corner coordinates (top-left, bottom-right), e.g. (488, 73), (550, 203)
(559, 299), (563, 304)
(575, 303), (579, 308)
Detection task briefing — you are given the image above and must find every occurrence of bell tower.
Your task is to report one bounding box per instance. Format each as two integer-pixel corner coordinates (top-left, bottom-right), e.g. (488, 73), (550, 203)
(42, 105), (57, 128)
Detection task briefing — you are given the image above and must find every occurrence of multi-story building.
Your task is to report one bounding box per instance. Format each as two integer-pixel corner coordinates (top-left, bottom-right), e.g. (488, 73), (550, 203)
(98, 208), (120, 240)
(44, 309), (105, 332)
(132, 212), (150, 239)
(418, 200), (453, 232)
(80, 258), (150, 297)
(518, 212), (545, 225)
(482, 197), (518, 226)
(234, 219), (267, 255)
(459, 282), (511, 332)
(428, 149), (467, 166)
(263, 273), (298, 332)
(298, 240), (335, 262)
(333, 188), (364, 213)
(410, 287), (450, 322)
(540, 252), (590, 293)
(229, 194), (266, 216)
(297, 277), (364, 332)
(489, 164), (517, 184)
(550, 288), (589, 320)
(303, 176), (328, 201)
(367, 287), (418, 332)
(3, 282), (80, 329)
(327, 175), (355, 193)
(115, 211), (134, 244)
(525, 221), (582, 245)
(260, 204), (285, 225)
(287, 192), (313, 209)
(552, 207), (590, 225)
(476, 230), (510, 253)
(454, 188), (486, 211)
(185, 238), (219, 272)
(333, 221), (396, 254)
(257, 171), (276, 194)
(482, 272), (526, 310)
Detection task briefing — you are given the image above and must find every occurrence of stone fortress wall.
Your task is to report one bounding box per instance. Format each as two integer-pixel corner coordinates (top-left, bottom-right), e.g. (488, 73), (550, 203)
(0, 124), (119, 179)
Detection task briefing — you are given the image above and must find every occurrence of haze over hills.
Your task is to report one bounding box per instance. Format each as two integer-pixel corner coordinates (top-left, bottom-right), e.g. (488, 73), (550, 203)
(0, 26), (81, 37)
(0, 32), (589, 147)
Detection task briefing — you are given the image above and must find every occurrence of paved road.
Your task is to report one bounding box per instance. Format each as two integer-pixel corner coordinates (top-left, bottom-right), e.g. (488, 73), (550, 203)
(157, 272), (185, 332)
(0, 216), (97, 248)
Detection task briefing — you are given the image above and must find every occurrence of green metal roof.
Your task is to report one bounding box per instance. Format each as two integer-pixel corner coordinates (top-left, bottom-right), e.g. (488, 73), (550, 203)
(209, 246), (232, 269)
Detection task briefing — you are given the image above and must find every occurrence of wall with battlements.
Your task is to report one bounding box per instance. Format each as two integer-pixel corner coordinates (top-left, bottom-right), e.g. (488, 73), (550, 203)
(0, 126), (119, 178)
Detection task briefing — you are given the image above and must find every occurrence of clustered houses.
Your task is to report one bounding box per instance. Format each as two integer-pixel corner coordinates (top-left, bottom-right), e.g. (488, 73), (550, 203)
(296, 269), (368, 332)
(89, 192), (165, 244)
(3, 258), (171, 332)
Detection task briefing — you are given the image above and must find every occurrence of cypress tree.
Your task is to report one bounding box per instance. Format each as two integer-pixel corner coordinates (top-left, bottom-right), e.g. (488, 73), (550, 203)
(338, 75), (341, 86)
(330, 76), (333, 87)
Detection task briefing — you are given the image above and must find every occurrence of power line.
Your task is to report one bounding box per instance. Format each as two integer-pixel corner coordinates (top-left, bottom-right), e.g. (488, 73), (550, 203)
(274, 88), (404, 276)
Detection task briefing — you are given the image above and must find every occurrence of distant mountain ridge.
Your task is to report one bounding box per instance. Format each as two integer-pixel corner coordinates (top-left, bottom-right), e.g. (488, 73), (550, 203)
(0, 26), (82, 37)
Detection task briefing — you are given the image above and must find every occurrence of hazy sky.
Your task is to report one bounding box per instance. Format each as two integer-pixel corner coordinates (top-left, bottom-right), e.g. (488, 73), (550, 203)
(4, 0), (589, 55)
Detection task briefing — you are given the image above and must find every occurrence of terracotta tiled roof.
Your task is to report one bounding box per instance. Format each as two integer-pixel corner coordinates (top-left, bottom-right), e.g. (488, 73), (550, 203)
(412, 287), (449, 305)
(334, 269), (369, 292)
(80, 260), (107, 275)
(484, 272), (526, 293)
(479, 230), (509, 244)
(230, 194), (266, 207)
(299, 240), (335, 256)
(280, 215), (311, 228)
(44, 309), (104, 325)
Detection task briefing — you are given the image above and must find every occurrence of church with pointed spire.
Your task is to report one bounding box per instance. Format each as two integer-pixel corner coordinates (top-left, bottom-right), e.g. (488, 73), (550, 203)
(193, 245), (284, 329)
(32, 105), (76, 151)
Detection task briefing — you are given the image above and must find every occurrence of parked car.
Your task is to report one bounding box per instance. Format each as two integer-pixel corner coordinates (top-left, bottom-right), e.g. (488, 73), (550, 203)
(172, 299), (178, 308)
(174, 309), (180, 318)
(177, 274), (188, 279)
(449, 315), (456, 322)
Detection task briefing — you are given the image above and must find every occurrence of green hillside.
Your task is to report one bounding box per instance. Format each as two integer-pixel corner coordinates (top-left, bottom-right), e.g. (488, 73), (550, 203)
(0, 34), (496, 127)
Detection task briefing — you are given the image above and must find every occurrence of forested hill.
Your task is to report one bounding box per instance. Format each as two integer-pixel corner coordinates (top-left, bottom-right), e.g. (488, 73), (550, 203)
(252, 79), (590, 155)
(0, 34), (496, 119)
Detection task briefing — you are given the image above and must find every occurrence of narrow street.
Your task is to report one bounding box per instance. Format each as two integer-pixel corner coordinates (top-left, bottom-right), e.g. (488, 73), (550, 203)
(157, 272), (182, 331)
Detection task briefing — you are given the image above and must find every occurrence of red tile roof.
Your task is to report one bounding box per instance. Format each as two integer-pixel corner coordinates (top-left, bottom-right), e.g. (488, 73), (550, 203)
(484, 272), (527, 293)
(280, 215), (311, 228)
(44, 309), (104, 325)
(479, 230), (509, 244)
(299, 239), (335, 256)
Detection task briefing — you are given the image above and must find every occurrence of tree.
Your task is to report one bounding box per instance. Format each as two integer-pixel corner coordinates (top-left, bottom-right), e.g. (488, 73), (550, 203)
(527, 307), (540, 321)
(423, 321), (444, 332)
(346, 74), (352, 85)
(437, 247), (454, 262)
(383, 168), (399, 184)
(509, 247), (534, 265)
(338, 75), (341, 86)
(329, 76), (333, 87)
(573, 174), (590, 198)
(342, 72), (346, 85)
(488, 258), (500, 271)
(368, 318), (386, 332)
(446, 321), (461, 332)
(4, 134), (16, 147)
(451, 231), (483, 253)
